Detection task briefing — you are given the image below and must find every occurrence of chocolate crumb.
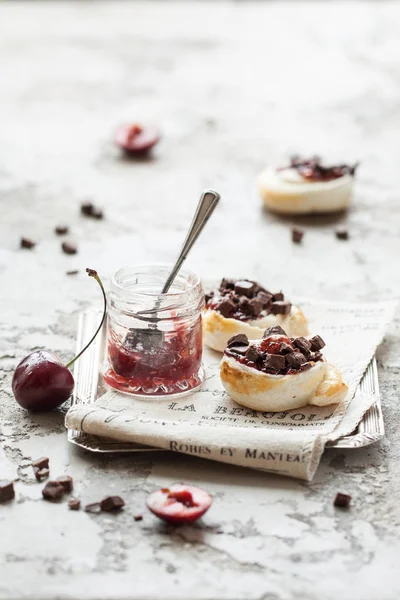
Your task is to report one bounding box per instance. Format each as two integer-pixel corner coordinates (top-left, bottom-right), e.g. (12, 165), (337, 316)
(292, 228), (304, 244)
(227, 333), (249, 348)
(66, 270), (79, 276)
(55, 225), (69, 235)
(34, 467), (49, 482)
(336, 229), (349, 241)
(0, 480), (15, 503)
(81, 202), (104, 219)
(56, 476), (73, 493)
(20, 237), (36, 250)
(134, 514), (143, 522)
(334, 492), (351, 508)
(32, 457), (49, 470)
(85, 502), (101, 514)
(100, 496), (125, 512)
(42, 481), (65, 501)
(62, 241), (77, 255)
(68, 498), (81, 511)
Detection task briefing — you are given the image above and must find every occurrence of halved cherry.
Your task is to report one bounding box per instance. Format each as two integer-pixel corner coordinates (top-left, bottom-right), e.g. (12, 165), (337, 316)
(114, 123), (160, 155)
(146, 483), (212, 524)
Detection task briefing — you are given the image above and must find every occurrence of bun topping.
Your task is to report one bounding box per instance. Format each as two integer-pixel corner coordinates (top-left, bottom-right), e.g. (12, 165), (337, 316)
(278, 156), (358, 182)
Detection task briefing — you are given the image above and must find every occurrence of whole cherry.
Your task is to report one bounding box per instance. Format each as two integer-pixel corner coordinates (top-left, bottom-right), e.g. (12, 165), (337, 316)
(146, 483), (212, 524)
(12, 269), (106, 412)
(114, 123), (160, 155)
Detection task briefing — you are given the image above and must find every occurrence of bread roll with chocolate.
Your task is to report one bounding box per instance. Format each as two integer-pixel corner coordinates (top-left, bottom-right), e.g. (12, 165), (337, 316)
(220, 330), (348, 412)
(204, 279), (308, 353)
(259, 157), (357, 215)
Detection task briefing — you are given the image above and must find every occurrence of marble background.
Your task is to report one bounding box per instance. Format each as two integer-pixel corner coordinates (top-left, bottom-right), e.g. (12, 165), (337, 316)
(0, 2), (399, 599)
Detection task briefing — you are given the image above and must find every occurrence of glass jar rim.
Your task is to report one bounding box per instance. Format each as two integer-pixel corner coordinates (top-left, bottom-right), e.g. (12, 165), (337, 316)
(110, 263), (202, 300)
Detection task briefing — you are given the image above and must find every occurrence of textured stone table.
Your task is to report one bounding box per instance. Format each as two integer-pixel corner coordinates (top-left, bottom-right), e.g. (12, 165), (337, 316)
(1, 2), (400, 599)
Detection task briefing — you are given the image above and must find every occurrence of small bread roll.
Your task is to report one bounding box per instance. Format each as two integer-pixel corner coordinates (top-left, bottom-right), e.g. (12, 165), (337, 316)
(259, 158), (357, 214)
(203, 305), (308, 353)
(220, 332), (348, 412)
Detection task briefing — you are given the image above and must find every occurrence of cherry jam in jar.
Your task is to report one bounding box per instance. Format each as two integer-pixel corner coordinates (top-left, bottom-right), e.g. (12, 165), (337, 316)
(104, 265), (205, 397)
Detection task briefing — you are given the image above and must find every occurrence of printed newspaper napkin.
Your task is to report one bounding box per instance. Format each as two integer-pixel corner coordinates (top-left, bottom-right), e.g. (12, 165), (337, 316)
(66, 299), (396, 481)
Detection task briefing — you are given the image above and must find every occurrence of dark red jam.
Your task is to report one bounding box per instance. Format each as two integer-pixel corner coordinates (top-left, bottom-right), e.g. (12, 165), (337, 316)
(224, 327), (325, 376)
(104, 317), (203, 395)
(205, 278), (291, 322)
(279, 156), (358, 182)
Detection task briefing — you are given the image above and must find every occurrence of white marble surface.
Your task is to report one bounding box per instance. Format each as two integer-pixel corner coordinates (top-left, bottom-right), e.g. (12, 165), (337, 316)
(1, 2), (400, 599)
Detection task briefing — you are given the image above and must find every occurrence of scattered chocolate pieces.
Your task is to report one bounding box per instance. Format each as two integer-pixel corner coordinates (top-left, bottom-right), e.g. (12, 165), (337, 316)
(293, 336), (311, 356)
(286, 351), (306, 370)
(80, 202), (104, 220)
(32, 457), (49, 470)
(264, 325), (286, 337)
(309, 335), (325, 351)
(66, 270), (79, 276)
(55, 225), (69, 236)
(234, 280), (257, 298)
(42, 481), (65, 501)
(245, 346), (261, 364)
(34, 467), (49, 482)
(270, 300), (291, 315)
(68, 498), (81, 511)
(334, 492), (351, 509)
(264, 353), (286, 371)
(20, 237), (36, 250)
(85, 502), (101, 514)
(62, 241), (77, 255)
(100, 496), (125, 512)
(227, 333), (249, 348)
(56, 476), (73, 493)
(0, 480), (15, 503)
(272, 292), (284, 302)
(336, 229), (349, 241)
(292, 228), (304, 244)
(134, 514), (143, 522)
(217, 299), (235, 318)
(282, 156), (358, 182)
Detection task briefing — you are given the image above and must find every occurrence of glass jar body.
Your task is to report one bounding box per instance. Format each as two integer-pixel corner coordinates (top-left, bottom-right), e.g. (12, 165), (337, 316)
(104, 264), (205, 397)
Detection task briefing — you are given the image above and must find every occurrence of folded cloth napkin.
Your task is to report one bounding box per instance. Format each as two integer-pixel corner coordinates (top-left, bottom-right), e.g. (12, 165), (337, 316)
(66, 299), (396, 481)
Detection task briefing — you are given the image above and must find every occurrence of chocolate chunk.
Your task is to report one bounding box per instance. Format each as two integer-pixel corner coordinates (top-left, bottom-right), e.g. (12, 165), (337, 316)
(336, 230), (349, 241)
(292, 228), (304, 244)
(66, 270), (79, 276)
(310, 335), (325, 351)
(286, 351), (306, 369)
(245, 346), (262, 364)
(20, 237), (36, 250)
(279, 342), (293, 354)
(62, 241), (77, 255)
(55, 225), (69, 235)
(293, 336), (312, 356)
(334, 492), (351, 508)
(220, 278), (235, 291)
(272, 292), (284, 302)
(229, 345), (248, 356)
(56, 476), (73, 493)
(204, 291), (214, 304)
(42, 481), (65, 501)
(234, 280), (257, 298)
(0, 480), (15, 503)
(257, 291), (273, 307)
(300, 362), (312, 371)
(100, 496), (125, 512)
(216, 299), (235, 318)
(227, 333), (249, 348)
(68, 498), (81, 511)
(309, 351), (322, 363)
(264, 354), (286, 371)
(34, 467), (49, 482)
(134, 514), (143, 521)
(270, 301), (291, 315)
(32, 457), (49, 470)
(248, 297), (264, 317)
(85, 502), (101, 513)
(264, 325), (287, 337)
(81, 202), (94, 216)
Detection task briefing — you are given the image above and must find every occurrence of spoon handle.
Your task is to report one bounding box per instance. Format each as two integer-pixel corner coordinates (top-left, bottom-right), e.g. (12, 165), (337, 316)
(161, 189), (220, 294)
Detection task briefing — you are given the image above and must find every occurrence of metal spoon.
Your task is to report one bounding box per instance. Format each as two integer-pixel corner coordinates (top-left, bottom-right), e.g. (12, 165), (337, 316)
(127, 189), (220, 348)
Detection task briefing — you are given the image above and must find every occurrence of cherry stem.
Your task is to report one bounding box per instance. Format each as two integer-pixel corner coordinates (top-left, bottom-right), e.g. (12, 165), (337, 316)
(65, 268), (107, 369)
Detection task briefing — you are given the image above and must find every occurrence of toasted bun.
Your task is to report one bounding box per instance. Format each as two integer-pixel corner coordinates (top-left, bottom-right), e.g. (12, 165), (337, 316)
(258, 166), (354, 214)
(203, 305), (308, 353)
(220, 355), (348, 412)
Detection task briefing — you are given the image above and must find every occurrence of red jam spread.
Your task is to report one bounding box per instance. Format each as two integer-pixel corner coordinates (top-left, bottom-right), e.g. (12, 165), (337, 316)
(224, 327), (325, 376)
(104, 317), (203, 395)
(278, 156), (358, 182)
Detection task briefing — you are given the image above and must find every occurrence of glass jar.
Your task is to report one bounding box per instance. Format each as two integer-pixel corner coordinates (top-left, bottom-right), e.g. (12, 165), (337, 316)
(104, 264), (205, 397)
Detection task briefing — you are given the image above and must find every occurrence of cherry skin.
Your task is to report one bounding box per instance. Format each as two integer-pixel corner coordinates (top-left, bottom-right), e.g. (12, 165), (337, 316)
(146, 484), (212, 524)
(114, 123), (160, 155)
(12, 350), (74, 412)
